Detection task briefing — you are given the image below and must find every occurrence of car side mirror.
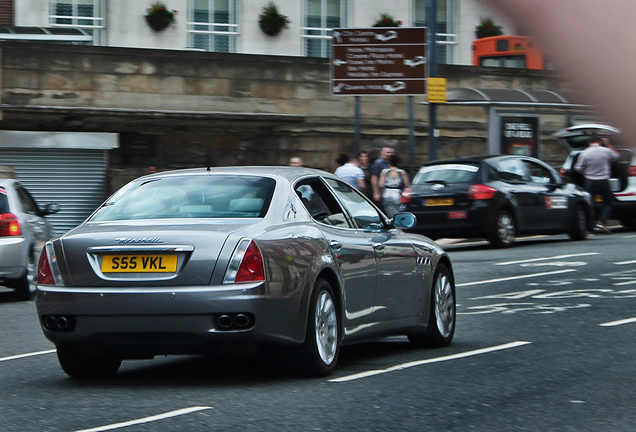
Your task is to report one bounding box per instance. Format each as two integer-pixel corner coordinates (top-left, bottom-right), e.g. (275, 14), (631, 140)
(392, 212), (416, 229)
(43, 203), (61, 215)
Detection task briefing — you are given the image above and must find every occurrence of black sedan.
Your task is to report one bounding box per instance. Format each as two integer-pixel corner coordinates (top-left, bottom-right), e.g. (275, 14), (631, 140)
(403, 155), (593, 247)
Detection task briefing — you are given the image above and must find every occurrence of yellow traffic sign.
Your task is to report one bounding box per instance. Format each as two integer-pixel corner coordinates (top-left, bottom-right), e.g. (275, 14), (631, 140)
(427, 77), (447, 103)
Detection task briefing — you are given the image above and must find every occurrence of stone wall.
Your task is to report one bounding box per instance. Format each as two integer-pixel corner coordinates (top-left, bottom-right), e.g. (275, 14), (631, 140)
(0, 41), (581, 190)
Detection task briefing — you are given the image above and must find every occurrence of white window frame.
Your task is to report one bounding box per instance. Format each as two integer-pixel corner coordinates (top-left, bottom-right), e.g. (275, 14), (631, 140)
(187, 0), (239, 53)
(413, 0), (457, 64)
(302, 0), (348, 58)
(48, 0), (105, 45)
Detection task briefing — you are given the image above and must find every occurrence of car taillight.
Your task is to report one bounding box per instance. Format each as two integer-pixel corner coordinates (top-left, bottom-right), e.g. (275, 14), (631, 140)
(37, 247), (55, 285)
(629, 165), (636, 177)
(0, 213), (21, 236)
(224, 239), (265, 284)
(468, 184), (497, 200)
(559, 168), (567, 177)
(37, 242), (63, 286)
(400, 187), (412, 203)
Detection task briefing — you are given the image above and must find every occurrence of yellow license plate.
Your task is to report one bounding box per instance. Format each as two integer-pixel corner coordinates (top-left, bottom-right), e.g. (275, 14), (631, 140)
(594, 194), (604, 203)
(101, 255), (178, 273)
(426, 198), (454, 206)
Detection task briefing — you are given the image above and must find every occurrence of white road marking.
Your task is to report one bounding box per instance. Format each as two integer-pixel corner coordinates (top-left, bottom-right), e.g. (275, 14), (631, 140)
(472, 289), (547, 300)
(459, 302), (591, 315)
(496, 253), (600, 266)
(614, 280), (636, 286)
(329, 341), (531, 383)
(600, 317), (636, 327)
(457, 269), (577, 287)
(0, 349), (56, 362)
(520, 261), (587, 267)
(616, 260), (636, 265)
(72, 406), (213, 432)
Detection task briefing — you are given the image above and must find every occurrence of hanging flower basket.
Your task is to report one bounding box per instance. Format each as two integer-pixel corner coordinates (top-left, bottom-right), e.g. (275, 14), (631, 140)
(145, 2), (177, 32)
(258, 2), (289, 36)
(475, 18), (502, 39)
(373, 13), (402, 28)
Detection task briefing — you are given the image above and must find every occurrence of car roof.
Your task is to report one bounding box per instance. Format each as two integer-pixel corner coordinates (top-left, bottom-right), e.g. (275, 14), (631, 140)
(135, 166), (338, 183)
(0, 178), (18, 188)
(421, 154), (527, 167)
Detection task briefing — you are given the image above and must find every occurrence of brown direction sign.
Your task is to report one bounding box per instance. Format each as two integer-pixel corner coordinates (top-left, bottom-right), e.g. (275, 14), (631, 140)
(331, 27), (427, 96)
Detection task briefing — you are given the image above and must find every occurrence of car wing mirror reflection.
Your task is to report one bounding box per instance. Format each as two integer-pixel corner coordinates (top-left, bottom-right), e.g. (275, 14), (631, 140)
(392, 212), (416, 229)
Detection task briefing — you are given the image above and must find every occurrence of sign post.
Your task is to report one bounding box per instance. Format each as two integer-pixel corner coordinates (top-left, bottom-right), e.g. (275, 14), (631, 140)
(331, 27), (427, 96)
(331, 27), (427, 175)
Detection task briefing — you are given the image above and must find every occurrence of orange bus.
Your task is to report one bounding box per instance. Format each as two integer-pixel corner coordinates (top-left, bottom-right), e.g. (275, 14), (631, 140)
(472, 35), (545, 70)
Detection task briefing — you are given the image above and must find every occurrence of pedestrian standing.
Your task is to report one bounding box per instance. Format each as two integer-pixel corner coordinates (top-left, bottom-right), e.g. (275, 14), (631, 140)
(289, 156), (303, 167)
(370, 146), (395, 207)
(378, 154), (410, 217)
(357, 151), (372, 198)
(334, 153), (365, 190)
(574, 134), (619, 233)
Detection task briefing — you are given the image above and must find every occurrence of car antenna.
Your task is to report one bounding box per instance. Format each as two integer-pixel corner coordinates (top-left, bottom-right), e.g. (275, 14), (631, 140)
(206, 156), (211, 172)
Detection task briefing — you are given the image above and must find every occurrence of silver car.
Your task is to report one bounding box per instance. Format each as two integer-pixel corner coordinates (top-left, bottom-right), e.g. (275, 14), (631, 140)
(0, 179), (59, 300)
(36, 167), (455, 378)
(556, 124), (636, 228)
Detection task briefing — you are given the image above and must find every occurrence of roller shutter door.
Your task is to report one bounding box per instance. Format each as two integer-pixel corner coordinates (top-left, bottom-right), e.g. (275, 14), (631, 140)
(0, 148), (107, 235)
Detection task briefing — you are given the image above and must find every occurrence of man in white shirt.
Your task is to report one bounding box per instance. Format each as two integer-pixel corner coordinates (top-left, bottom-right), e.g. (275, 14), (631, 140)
(334, 154), (365, 191)
(575, 134), (619, 232)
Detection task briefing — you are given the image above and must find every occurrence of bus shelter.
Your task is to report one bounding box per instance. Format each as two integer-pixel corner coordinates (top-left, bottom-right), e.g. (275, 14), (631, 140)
(436, 87), (593, 158)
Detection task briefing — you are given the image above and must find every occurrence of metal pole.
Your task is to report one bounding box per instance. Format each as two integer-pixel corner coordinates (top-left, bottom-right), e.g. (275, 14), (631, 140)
(408, 96), (416, 177)
(354, 95), (360, 155)
(427, 0), (438, 161)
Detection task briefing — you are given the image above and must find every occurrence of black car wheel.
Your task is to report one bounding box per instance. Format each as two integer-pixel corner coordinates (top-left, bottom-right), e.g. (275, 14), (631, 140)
(296, 278), (340, 377)
(8, 249), (35, 301)
(409, 263), (455, 347)
(568, 204), (588, 241)
(489, 210), (515, 248)
(56, 344), (122, 378)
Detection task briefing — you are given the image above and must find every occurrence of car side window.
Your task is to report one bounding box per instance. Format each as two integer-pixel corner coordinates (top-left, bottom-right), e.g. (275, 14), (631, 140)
(0, 188), (8, 213)
(524, 160), (556, 184)
(496, 158), (527, 183)
(16, 185), (40, 215)
(324, 178), (385, 231)
(295, 178), (351, 228)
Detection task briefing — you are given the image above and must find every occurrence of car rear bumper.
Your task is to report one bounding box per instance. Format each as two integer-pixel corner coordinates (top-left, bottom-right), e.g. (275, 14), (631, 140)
(0, 237), (27, 279)
(408, 203), (493, 238)
(35, 281), (307, 356)
(610, 196), (636, 220)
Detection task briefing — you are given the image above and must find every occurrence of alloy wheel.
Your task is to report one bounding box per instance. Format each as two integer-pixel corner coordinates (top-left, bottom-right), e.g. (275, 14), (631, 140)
(314, 290), (338, 365)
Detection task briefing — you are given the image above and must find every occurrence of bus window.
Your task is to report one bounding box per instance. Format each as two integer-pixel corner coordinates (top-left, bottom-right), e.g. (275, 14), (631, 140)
(473, 35), (544, 70)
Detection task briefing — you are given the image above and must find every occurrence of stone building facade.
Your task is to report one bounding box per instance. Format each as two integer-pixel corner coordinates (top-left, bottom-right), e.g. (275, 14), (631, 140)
(0, 41), (589, 198)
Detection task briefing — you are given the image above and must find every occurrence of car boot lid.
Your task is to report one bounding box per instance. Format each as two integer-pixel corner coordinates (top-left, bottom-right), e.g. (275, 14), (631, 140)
(554, 123), (622, 150)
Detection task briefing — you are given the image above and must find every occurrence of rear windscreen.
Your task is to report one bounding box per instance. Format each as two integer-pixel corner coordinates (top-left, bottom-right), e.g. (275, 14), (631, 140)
(91, 175), (276, 221)
(0, 188), (8, 213)
(412, 164), (480, 185)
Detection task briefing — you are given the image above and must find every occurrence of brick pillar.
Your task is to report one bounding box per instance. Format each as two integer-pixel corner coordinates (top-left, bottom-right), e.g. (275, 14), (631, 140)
(0, 0), (14, 26)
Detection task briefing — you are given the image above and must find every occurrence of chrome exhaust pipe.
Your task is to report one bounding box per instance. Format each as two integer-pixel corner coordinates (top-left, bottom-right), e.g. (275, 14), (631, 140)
(44, 316), (57, 330)
(56, 316), (69, 330)
(234, 313), (250, 328)
(217, 315), (234, 329)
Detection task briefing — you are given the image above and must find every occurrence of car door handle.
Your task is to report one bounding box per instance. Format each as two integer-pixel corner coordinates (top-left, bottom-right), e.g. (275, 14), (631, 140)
(372, 242), (385, 252)
(329, 240), (342, 252)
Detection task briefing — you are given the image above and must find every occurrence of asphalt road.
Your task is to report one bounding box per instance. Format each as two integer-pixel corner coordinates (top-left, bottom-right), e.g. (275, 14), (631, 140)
(1, 228), (635, 431)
